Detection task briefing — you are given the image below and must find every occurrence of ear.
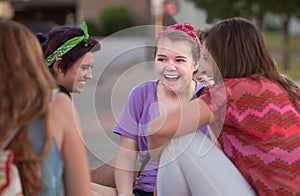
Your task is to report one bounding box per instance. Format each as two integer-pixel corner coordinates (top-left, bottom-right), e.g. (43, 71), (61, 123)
(193, 61), (199, 72)
(53, 58), (63, 73)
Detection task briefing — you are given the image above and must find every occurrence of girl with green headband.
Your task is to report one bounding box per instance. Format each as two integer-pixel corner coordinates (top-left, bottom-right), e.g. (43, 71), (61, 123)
(36, 22), (101, 97)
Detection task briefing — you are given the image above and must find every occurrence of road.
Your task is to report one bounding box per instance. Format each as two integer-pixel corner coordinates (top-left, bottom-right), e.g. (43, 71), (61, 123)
(72, 36), (157, 168)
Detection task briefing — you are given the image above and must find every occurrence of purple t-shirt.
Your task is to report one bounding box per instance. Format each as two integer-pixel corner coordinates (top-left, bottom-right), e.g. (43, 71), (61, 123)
(113, 80), (205, 192)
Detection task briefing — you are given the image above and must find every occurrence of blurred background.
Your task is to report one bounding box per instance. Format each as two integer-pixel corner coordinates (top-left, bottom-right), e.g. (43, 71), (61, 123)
(1, 0), (299, 76)
(1, 0), (300, 167)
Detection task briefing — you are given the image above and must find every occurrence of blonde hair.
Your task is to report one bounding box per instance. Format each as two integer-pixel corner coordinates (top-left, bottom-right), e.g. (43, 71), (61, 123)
(0, 19), (57, 195)
(155, 26), (202, 63)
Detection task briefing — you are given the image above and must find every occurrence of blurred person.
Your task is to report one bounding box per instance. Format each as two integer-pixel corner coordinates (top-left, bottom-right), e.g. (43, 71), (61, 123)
(36, 22), (100, 97)
(148, 17), (300, 195)
(0, 19), (91, 196)
(91, 23), (206, 196)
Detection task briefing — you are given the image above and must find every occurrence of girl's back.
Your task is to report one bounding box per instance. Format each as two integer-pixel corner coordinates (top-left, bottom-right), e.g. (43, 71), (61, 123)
(217, 76), (300, 195)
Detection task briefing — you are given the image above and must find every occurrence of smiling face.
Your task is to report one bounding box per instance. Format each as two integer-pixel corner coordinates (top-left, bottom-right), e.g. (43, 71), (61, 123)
(155, 37), (198, 94)
(56, 52), (95, 93)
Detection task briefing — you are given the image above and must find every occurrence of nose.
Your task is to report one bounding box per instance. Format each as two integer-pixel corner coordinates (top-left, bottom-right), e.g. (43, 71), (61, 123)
(85, 67), (93, 80)
(166, 60), (177, 70)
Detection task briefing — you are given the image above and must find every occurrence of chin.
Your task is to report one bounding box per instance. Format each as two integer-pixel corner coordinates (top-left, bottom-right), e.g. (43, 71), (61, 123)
(73, 88), (84, 94)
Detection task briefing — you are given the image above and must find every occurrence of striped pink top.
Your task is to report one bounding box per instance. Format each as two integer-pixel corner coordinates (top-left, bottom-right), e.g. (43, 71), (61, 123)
(201, 76), (300, 195)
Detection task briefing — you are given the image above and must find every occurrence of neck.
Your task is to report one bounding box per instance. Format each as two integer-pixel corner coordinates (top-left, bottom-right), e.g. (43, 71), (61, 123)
(158, 80), (196, 102)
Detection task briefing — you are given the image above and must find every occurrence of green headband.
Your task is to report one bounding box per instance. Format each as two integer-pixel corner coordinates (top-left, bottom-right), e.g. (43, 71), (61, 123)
(44, 21), (89, 67)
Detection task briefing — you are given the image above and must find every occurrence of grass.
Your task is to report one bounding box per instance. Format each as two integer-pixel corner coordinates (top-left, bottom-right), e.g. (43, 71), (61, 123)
(263, 31), (300, 80)
(264, 31), (300, 52)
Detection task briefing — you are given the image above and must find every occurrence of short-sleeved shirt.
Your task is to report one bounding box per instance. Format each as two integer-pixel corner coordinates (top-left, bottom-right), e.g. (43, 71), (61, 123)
(200, 76), (300, 195)
(113, 79), (205, 192)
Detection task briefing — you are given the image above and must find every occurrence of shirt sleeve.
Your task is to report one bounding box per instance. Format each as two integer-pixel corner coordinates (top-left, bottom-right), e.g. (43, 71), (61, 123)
(200, 83), (228, 139)
(113, 86), (144, 140)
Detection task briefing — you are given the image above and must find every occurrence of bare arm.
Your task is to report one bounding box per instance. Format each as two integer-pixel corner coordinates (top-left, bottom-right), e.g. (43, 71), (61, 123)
(52, 93), (91, 196)
(148, 98), (212, 160)
(91, 158), (116, 187)
(115, 136), (138, 196)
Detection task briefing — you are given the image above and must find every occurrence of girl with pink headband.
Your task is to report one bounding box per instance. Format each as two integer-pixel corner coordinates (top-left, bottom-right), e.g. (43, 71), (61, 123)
(91, 23), (207, 196)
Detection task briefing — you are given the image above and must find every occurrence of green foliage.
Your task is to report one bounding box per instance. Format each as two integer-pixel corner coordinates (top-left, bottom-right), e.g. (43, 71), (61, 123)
(264, 31), (300, 52)
(85, 20), (101, 36)
(187, 0), (253, 22)
(189, 0), (300, 74)
(98, 5), (135, 36)
(264, 31), (300, 79)
(188, 0), (300, 23)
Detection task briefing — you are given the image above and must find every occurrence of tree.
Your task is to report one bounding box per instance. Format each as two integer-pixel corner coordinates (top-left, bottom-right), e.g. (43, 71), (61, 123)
(266, 0), (300, 70)
(187, 0), (269, 28)
(188, 0), (300, 70)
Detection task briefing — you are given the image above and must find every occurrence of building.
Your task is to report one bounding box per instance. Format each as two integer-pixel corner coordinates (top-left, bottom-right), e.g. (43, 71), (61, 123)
(8, 0), (151, 34)
(77, 0), (151, 26)
(9, 0), (76, 33)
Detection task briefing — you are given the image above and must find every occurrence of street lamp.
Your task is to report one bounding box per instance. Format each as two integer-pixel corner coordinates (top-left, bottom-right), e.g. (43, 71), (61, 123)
(151, 0), (164, 36)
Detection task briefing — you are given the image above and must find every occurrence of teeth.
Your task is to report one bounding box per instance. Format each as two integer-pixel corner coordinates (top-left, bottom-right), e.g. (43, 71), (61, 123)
(165, 75), (179, 79)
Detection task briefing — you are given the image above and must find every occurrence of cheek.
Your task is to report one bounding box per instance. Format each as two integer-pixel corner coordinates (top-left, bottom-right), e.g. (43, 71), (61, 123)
(155, 62), (165, 73)
(76, 69), (85, 77)
(181, 65), (197, 75)
(201, 61), (211, 73)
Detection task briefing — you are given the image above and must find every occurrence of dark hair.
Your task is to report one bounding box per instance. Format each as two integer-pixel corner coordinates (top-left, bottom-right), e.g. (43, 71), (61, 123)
(202, 17), (300, 108)
(36, 25), (100, 76)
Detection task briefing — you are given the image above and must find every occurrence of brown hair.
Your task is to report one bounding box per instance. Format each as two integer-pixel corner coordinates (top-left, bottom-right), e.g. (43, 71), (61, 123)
(0, 19), (57, 195)
(201, 17), (300, 107)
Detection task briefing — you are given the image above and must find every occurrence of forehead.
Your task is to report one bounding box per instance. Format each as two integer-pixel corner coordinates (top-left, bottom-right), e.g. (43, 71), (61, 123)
(156, 37), (193, 56)
(80, 52), (95, 64)
(68, 52), (95, 72)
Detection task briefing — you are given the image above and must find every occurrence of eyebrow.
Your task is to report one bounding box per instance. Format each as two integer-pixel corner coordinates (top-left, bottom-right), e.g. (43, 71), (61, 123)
(156, 54), (187, 59)
(176, 55), (187, 59)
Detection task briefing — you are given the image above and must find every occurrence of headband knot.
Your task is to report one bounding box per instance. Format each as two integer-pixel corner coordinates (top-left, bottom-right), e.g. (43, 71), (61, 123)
(158, 23), (202, 56)
(44, 21), (90, 67)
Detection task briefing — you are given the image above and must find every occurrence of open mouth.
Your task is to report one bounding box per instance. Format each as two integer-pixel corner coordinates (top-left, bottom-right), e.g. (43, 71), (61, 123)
(198, 75), (215, 86)
(78, 80), (87, 85)
(164, 74), (180, 80)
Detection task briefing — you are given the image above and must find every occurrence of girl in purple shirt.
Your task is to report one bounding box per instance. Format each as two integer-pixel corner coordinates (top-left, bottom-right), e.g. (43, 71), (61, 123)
(91, 23), (205, 196)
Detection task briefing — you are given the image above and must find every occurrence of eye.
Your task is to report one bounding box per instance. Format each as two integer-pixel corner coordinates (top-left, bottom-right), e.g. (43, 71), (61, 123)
(156, 57), (166, 62)
(201, 70), (208, 75)
(176, 58), (186, 63)
(81, 65), (90, 70)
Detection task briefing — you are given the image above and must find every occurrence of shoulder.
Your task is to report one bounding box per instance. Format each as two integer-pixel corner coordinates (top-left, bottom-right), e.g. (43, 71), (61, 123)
(52, 92), (72, 111)
(128, 80), (157, 98)
(223, 76), (282, 97)
(58, 85), (71, 98)
(132, 80), (157, 92)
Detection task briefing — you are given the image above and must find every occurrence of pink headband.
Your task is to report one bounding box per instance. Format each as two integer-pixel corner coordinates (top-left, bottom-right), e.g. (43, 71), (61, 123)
(158, 24), (202, 56)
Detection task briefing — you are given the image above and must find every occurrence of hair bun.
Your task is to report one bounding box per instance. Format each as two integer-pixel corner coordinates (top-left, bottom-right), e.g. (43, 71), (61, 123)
(36, 33), (47, 44)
